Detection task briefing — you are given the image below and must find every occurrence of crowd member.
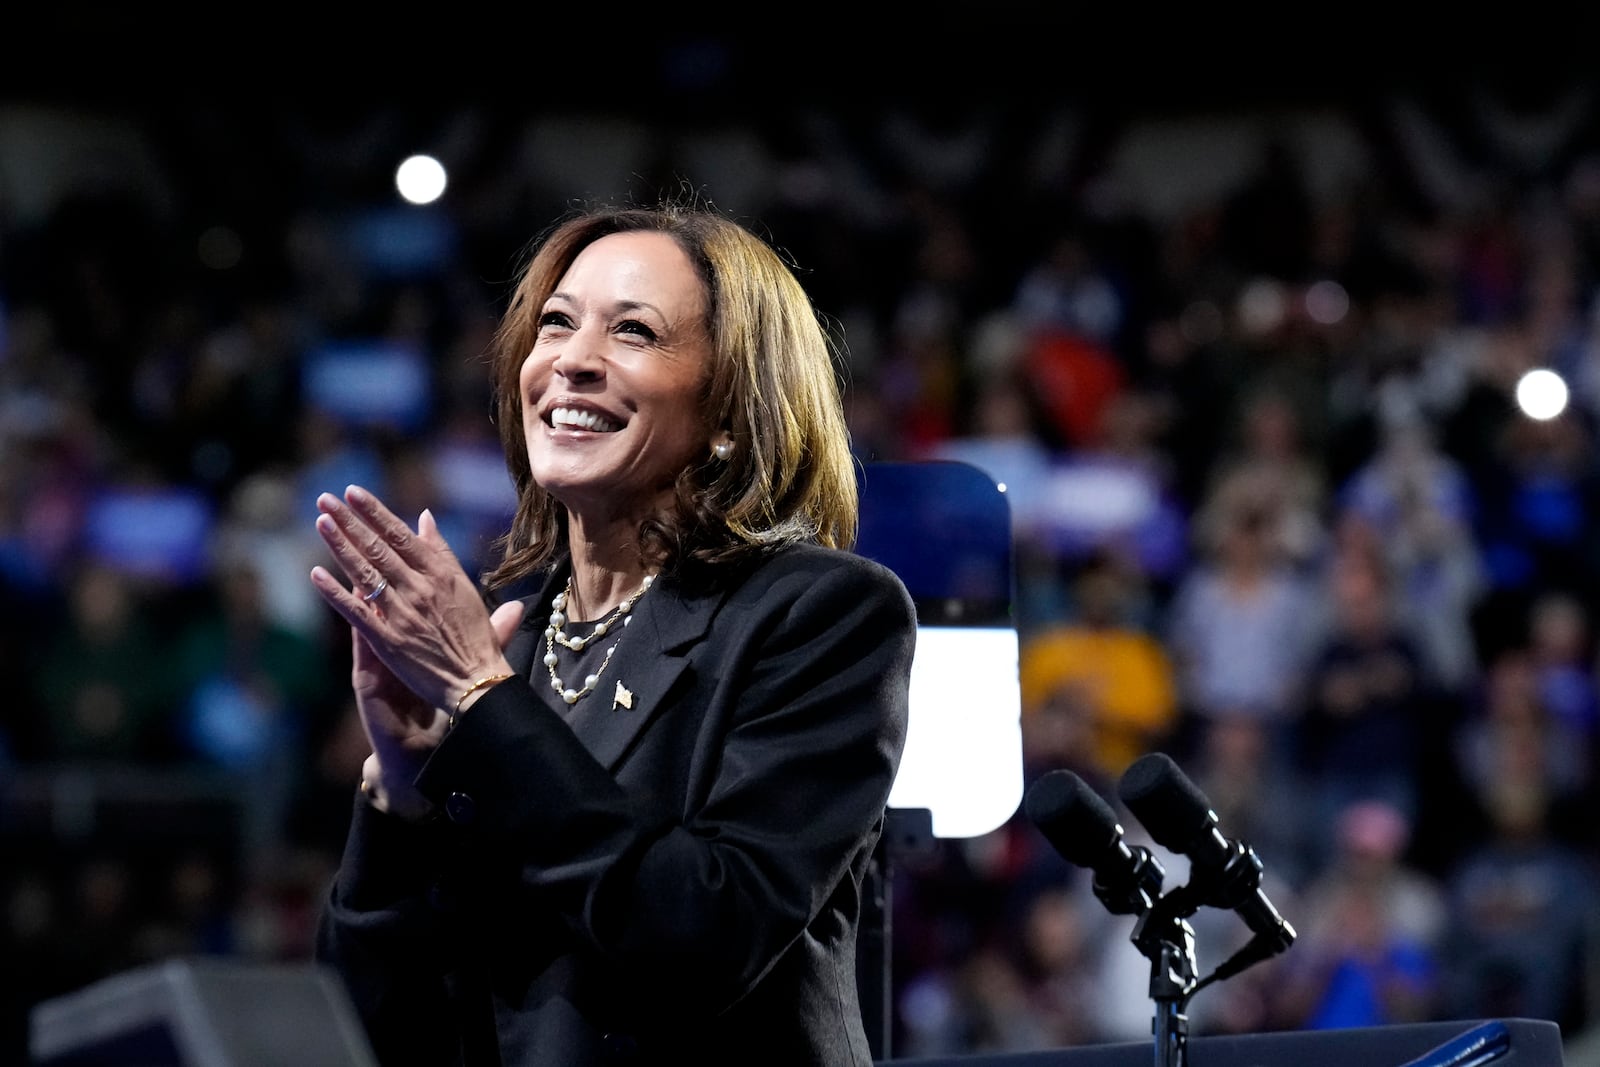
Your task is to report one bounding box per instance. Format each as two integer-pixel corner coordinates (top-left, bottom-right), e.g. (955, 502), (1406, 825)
(1164, 486), (1323, 762)
(1295, 544), (1431, 856)
(1270, 800), (1445, 1031)
(1442, 761), (1600, 1029)
(1018, 552), (1178, 783)
(1197, 386), (1329, 572)
(32, 563), (172, 763)
(309, 203), (916, 1065)
(1337, 416), (1486, 695)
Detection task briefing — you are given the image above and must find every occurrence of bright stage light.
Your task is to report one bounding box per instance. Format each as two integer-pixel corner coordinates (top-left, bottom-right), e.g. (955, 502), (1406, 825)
(396, 154), (447, 205)
(1516, 368), (1569, 421)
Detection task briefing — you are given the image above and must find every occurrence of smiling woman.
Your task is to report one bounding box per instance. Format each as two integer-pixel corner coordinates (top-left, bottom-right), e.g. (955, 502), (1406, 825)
(518, 231), (718, 534)
(306, 201), (915, 1066)
(485, 206), (862, 587)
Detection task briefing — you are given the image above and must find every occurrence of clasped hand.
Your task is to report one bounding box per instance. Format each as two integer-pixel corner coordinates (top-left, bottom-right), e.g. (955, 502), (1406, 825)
(310, 485), (523, 778)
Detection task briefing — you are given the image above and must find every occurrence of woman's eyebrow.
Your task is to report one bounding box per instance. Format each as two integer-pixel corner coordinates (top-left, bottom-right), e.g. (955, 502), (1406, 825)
(543, 293), (667, 320)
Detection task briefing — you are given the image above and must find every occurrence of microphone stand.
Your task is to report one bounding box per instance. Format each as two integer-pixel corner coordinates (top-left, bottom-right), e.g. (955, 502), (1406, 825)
(1127, 884), (1200, 1067)
(1085, 846), (1194, 1067)
(859, 807), (934, 1062)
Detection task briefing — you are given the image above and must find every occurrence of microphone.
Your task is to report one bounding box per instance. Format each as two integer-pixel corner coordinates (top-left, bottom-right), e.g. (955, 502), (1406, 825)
(1118, 752), (1296, 970)
(1024, 769), (1164, 916)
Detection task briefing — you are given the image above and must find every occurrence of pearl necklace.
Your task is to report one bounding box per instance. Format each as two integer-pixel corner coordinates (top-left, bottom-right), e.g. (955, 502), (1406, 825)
(543, 574), (653, 706)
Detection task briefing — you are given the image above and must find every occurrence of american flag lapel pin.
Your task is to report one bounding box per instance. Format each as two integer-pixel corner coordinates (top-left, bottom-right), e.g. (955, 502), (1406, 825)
(613, 680), (634, 711)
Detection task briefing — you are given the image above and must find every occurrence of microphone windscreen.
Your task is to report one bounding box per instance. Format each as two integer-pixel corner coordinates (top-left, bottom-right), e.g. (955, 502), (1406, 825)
(1024, 770), (1122, 869)
(1118, 752), (1214, 851)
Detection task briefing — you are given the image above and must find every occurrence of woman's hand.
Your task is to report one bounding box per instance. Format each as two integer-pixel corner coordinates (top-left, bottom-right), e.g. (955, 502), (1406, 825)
(350, 600), (525, 818)
(310, 485), (520, 712)
(349, 624), (442, 816)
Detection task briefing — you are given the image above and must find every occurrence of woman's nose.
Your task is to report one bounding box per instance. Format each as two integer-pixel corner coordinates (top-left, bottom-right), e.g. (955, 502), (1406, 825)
(551, 326), (605, 382)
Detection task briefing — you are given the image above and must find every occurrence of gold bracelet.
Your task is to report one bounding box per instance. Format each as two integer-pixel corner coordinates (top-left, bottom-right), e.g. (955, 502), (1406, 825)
(450, 672), (515, 730)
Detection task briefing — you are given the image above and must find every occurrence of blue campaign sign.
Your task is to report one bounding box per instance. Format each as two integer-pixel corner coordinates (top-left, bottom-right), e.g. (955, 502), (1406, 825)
(855, 461), (1022, 838)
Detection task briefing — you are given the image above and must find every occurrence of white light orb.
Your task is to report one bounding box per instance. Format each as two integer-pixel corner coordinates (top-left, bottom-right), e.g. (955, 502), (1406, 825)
(1515, 368), (1569, 421)
(396, 154), (447, 205)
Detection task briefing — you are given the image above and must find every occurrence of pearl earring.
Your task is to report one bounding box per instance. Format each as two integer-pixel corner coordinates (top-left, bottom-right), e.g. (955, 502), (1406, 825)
(712, 440), (733, 461)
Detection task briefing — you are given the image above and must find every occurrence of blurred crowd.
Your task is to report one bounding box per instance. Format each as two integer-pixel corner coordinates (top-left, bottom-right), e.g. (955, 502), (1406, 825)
(6, 60), (1600, 1063)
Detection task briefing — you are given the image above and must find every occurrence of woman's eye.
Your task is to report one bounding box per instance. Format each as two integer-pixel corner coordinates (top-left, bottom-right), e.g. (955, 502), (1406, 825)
(617, 320), (657, 342)
(537, 311), (571, 331)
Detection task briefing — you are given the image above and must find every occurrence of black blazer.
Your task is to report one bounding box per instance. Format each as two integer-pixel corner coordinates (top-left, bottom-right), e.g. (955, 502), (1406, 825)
(317, 542), (915, 1066)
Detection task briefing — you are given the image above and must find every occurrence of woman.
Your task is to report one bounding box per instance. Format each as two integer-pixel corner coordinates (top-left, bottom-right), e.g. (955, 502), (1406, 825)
(308, 203), (915, 1065)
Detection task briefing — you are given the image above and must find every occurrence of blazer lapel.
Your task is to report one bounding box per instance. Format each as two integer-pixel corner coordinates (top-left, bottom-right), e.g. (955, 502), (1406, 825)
(503, 611), (547, 681)
(502, 563), (726, 772)
(572, 572), (723, 771)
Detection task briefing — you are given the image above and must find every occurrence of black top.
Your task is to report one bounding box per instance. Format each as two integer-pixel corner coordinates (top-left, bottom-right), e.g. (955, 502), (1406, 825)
(317, 543), (916, 1066)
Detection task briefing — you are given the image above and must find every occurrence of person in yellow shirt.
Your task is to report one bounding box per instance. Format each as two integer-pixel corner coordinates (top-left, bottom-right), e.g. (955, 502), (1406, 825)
(1019, 553), (1178, 781)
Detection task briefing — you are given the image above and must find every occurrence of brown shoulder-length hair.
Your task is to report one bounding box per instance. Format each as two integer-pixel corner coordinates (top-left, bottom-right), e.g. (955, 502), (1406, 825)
(481, 202), (858, 592)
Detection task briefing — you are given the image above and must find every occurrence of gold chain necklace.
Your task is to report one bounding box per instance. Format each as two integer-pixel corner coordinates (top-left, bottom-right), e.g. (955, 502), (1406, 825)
(542, 574), (653, 706)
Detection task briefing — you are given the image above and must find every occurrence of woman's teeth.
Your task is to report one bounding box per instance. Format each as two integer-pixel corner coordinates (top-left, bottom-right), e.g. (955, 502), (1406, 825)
(550, 407), (620, 432)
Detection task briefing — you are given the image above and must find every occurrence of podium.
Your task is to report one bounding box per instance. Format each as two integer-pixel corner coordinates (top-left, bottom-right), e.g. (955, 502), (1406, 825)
(882, 1019), (1564, 1067)
(29, 958), (378, 1066)
(31, 960), (1563, 1067)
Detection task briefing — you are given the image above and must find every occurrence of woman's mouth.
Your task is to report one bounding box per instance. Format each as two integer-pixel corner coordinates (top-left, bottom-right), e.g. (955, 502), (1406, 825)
(548, 406), (621, 433)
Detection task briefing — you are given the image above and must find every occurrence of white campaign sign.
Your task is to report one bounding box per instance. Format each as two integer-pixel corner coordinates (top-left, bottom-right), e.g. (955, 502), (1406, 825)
(887, 625), (1023, 838)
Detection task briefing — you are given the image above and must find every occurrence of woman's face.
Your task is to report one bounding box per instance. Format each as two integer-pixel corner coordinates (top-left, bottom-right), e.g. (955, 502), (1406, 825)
(520, 231), (715, 523)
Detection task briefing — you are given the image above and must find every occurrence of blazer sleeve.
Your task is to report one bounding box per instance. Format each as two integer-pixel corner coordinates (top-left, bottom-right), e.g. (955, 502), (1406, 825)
(313, 793), (464, 1065)
(410, 550), (914, 1016)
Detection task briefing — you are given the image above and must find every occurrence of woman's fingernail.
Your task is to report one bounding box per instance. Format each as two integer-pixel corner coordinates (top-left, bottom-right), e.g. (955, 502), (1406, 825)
(347, 485), (371, 504)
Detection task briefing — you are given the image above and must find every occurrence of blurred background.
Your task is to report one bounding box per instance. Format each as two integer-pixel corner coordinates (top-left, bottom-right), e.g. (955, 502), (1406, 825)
(7, 13), (1600, 1064)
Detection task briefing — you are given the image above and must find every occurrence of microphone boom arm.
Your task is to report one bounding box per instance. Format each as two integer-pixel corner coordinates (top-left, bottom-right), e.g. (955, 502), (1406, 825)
(1090, 842), (1166, 917)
